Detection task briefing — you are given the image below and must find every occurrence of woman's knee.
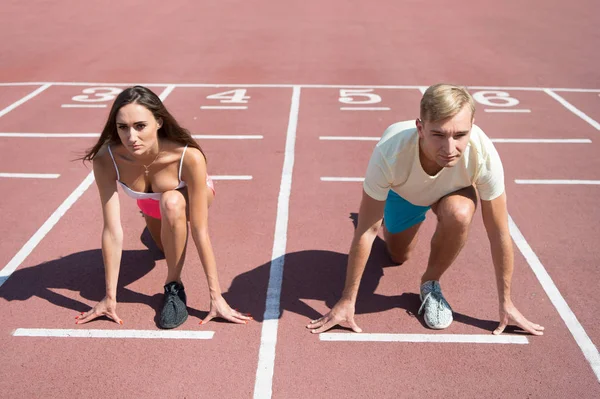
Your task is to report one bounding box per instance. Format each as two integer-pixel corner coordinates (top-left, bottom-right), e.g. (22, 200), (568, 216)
(160, 191), (187, 221)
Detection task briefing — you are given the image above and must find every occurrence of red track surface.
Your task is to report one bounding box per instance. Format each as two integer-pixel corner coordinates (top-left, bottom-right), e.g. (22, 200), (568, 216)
(1, 1), (599, 398)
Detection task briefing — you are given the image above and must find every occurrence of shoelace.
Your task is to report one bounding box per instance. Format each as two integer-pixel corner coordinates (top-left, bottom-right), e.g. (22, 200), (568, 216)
(418, 290), (452, 315)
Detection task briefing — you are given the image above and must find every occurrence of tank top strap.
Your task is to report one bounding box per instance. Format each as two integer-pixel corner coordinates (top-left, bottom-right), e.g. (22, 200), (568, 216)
(106, 145), (121, 181)
(178, 145), (189, 181)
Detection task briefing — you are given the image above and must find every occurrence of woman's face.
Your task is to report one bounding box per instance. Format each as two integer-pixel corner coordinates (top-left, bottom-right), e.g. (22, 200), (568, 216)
(115, 103), (162, 156)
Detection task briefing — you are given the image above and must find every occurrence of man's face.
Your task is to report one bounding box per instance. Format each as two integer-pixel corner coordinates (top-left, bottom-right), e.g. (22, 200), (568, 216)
(416, 105), (473, 173)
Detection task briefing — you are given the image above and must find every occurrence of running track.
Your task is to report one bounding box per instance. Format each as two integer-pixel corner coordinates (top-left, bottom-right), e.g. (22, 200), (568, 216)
(0, 2), (599, 398)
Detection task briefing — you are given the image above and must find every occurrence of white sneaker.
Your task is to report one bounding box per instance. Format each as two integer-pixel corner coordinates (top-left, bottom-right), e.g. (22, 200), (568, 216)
(419, 280), (453, 329)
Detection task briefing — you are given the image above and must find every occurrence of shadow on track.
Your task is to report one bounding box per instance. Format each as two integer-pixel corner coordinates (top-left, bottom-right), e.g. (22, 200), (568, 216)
(0, 229), (164, 317)
(223, 213), (499, 332)
(0, 213), (498, 332)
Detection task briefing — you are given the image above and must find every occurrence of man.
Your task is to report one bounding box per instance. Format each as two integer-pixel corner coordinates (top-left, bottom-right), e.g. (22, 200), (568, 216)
(307, 83), (544, 335)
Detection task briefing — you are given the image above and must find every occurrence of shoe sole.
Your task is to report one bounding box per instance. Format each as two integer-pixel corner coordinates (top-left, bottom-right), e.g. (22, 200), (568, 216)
(159, 310), (189, 329)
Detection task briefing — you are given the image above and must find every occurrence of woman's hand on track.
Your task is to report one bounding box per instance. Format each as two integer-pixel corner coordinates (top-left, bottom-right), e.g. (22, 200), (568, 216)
(75, 297), (123, 325)
(199, 295), (252, 325)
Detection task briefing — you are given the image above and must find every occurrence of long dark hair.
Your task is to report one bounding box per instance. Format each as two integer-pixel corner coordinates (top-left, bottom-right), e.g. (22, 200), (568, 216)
(81, 86), (205, 162)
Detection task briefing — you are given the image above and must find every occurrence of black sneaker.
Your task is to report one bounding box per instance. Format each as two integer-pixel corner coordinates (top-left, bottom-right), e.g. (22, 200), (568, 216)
(159, 281), (188, 329)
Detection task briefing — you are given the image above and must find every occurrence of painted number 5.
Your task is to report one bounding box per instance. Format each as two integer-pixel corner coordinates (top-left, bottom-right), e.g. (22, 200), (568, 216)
(339, 89), (381, 104)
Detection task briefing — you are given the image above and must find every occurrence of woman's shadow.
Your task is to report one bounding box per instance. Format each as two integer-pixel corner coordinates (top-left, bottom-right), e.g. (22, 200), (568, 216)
(0, 229), (165, 320)
(223, 213), (500, 332)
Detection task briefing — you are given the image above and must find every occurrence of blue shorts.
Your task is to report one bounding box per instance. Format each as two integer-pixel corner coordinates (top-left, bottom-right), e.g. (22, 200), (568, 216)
(383, 191), (430, 234)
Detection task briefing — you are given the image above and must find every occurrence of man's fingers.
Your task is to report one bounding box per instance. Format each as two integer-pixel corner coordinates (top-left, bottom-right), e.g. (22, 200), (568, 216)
(310, 318), (337, 334)
(306, 316), (329, 330)
(518, 318), (544, 336)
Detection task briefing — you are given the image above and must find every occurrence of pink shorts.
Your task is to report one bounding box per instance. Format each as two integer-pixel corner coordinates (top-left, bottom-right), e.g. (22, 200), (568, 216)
(137, 177), (215, 220)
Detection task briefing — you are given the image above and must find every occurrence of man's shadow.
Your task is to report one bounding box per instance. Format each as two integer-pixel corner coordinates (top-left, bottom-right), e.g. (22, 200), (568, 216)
(0, 229), (165, 319)
(223, 213), (500, 332)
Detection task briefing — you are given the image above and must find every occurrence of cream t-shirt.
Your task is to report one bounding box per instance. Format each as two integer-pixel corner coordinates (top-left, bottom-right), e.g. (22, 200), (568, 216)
(363, 120), (505, 206)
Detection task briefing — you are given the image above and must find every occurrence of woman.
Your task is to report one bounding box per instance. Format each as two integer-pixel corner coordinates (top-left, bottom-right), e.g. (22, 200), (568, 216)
(76, 86), (251, 329)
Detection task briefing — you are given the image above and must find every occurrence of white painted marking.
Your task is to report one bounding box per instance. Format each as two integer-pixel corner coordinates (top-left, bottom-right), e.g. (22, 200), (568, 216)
(0, 84), (51, 118)
(210, 175), (253, 180)
(2, 82), (600, 92)
(515, 179), (600, 185)
(201, 106), (248, 110)
(320, 333), (529, 344)
(13, 328), (214, 339)
(544, 89), (600, 130)
(0, 133), (263, 139)
(0, 172), (95, 288)
(418, 86), (427, 94)
(61, 104), (107, 108)
(340, 107), (390, 111)
(321, 177), (364, 182)
(484, 109), (531, 113)
(320, 136), (379, 141)
(319, 136), (591, 144)
(492, 139), (591, 143)
(0, 173), (60, 179)
(509, 215), (600, 382)
(192, 135), (263, 140)
(159, 85), (176, 101)
(253, 86), (300, 399)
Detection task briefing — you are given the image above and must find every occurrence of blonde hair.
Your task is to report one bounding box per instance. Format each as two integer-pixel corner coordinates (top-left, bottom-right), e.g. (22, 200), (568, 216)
(420, 83), (475, 123)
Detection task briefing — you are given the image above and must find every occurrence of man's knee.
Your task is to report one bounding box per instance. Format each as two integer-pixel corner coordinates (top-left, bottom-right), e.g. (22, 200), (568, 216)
(388, 248), (411, 265)
(437, 202), (475, 230)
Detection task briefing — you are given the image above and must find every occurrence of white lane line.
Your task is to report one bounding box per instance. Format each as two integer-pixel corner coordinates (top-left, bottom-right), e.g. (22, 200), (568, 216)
(0, 173), (60, 179)
(319, 136), (591, 144)
(4, 82), (600, 92)
(492, 139), (591, 143)
(0, 133), (263, 139)
(320, 136), (379, 141)
(484, 109), (531, 113)
(321, 177), (364, 182)
(13, 328), (214, 340)
(418, 86), (428, 94)
(320, 333), (529, 344)
(253, 86), (300, 399)
(201, 106), (248, 110)
(61, 104), (107, 108)
(0, 84), (51, 118)
(508, 215), (600, 382)
(159, 85), (176, 100)
(515, 179), (600, 185)
(2, 82), (600, 92)
(192, 135), (263, 140)
(544, 89), (600, 130)
(0, 172), (95, 288)
(210, 175), (253, 180)
(340, 107), (390, 111)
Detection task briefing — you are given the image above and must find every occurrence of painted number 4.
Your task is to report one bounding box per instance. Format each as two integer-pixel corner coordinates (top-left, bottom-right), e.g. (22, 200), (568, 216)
(202, 89), (250, 110)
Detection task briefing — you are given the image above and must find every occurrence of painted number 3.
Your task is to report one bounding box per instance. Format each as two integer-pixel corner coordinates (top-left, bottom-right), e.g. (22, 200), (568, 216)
(71, 87), (123, 103)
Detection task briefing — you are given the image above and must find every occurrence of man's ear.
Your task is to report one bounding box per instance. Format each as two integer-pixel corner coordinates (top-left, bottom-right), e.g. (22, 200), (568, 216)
(416, 118), (424, 138)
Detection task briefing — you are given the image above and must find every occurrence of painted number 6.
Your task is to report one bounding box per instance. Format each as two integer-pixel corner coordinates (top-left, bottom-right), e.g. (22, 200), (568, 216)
(472, 91), (520, 107)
